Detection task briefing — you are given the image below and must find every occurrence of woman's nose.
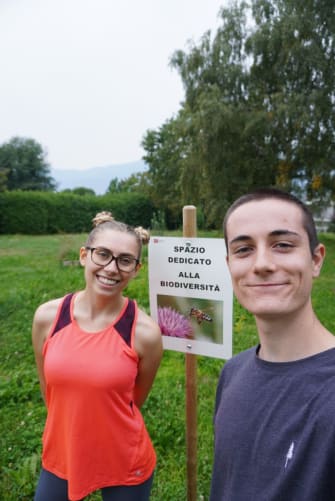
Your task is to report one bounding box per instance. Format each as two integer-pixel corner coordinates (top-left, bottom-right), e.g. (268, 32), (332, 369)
(103, 257), (119, 272)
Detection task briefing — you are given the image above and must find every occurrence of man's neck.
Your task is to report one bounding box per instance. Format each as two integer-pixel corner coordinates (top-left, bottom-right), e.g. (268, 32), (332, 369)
(255, 309), (335, 363)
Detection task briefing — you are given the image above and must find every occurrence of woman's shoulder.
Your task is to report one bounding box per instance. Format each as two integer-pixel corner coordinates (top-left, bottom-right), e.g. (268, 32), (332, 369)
(134, 308), (162, 353)
(34, 296), (65, 323)
(32, 296), (68, 354)
(136, 307), (161, 334)
(32, 295), (70, 344)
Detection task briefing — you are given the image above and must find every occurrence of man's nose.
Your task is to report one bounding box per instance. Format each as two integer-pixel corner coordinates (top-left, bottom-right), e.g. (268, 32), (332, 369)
(253, 247), (276, 273)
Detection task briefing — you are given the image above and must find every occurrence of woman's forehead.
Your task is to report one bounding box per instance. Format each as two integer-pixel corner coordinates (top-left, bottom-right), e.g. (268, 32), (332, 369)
(93, 229), (138, 249)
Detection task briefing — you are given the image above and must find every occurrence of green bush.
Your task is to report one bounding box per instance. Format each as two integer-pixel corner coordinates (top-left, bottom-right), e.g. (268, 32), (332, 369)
(0, 192), (155, 235)
(0, 191), (49, 234)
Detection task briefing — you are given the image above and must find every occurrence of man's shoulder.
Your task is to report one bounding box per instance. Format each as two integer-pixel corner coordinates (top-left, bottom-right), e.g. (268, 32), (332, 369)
(218, 346), (258, 385)
(224, 345), (258, 368)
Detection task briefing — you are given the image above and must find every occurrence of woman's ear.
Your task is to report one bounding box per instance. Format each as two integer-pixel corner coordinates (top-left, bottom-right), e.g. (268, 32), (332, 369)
(134, 262), (142, 276)
(79, 246), (88, 267)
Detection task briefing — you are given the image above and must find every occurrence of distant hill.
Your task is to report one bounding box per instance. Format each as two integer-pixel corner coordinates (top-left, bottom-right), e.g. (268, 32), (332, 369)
(51, 160), (147, 195)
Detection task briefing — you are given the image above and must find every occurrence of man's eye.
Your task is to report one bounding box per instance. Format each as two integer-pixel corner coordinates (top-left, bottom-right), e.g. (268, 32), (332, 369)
(274, 242), (294, 250)
(234, 246), (252, 255)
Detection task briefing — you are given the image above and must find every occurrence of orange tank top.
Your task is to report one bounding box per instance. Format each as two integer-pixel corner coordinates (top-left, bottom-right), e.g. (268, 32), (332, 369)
(42, 293), (156, 500)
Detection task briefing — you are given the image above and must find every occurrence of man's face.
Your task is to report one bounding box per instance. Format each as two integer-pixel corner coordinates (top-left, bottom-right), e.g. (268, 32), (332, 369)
(225, 198), (325, 320)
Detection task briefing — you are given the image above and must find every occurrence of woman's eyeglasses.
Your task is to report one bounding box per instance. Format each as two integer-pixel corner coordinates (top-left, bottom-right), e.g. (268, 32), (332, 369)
(86, 247), (139, 272)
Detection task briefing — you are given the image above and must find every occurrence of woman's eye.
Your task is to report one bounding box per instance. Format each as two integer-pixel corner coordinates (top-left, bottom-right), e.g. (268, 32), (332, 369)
(97, 250), (110, 258)
(119, 257), (132, 265)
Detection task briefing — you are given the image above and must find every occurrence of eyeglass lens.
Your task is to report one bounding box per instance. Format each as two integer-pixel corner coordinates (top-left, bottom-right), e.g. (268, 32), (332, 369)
(90, 248), (137, 271)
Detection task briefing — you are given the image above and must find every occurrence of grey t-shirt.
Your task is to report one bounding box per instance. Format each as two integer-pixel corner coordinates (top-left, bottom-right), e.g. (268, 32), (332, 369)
(210, 346), (335, 501)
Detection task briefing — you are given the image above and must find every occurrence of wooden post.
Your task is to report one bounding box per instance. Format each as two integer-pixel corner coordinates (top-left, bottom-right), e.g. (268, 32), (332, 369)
(183, 205), (197, 501)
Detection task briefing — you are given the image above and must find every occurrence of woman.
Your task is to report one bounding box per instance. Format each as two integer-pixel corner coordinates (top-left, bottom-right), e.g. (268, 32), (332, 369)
(32, 212), (163, 501)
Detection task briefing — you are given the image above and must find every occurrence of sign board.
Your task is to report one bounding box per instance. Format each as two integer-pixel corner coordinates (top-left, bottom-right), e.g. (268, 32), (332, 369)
(149, 236), (233, 359)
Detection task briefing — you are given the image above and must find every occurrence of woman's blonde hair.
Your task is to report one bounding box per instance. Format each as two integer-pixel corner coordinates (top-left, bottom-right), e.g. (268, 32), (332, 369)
(86, 211), (150, 259)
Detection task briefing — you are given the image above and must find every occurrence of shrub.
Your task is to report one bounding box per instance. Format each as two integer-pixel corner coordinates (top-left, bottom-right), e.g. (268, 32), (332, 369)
(0, 192), (154, 235)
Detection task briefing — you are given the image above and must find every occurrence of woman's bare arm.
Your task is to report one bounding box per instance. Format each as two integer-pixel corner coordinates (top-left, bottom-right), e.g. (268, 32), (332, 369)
(134, 310), (163, 408)
(31, 298), (61, 403)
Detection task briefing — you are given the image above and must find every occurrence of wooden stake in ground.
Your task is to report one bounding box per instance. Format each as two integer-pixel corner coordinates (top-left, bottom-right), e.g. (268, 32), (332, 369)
(183, 205), (197, 501)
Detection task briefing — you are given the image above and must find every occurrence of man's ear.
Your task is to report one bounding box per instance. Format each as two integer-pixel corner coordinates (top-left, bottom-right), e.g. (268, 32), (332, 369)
(312, 243), (326, 278)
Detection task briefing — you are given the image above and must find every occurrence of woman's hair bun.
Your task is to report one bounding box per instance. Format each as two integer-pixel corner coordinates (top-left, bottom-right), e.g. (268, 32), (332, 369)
(92, 211), (115, 227)
(134, 226), (150, 245)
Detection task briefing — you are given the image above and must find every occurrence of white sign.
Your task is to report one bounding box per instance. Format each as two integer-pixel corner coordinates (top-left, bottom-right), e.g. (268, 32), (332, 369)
(149, 236), (233, 359)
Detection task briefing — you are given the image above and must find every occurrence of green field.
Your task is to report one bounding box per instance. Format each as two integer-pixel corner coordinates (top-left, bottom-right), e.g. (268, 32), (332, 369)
(1, 232), (334, 500)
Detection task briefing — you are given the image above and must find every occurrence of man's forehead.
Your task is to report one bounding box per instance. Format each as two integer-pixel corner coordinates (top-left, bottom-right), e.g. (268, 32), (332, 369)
(226, 199), (305, 236)
(228, 198), (301, 220)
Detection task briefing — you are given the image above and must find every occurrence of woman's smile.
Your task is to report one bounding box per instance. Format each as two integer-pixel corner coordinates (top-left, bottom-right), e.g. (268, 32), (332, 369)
(96, 273), (120, 287)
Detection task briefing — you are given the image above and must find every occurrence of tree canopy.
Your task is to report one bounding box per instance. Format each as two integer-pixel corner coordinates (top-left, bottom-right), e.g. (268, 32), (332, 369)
(106, 172), (151, 196)
(0, 137), (57, 192)
(62, 187), (96, 196)
(142, 0), (335, 227)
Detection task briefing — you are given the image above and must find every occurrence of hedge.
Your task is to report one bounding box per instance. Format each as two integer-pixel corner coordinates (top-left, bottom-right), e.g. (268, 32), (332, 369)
(0, 191), (155, 234)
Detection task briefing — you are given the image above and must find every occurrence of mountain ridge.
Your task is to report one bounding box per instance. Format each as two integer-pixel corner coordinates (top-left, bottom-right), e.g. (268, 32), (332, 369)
(51, 160), (147, 195)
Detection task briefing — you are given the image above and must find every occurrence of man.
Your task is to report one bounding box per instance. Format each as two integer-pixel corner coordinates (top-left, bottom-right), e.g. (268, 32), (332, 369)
(210, 188), (335, 501)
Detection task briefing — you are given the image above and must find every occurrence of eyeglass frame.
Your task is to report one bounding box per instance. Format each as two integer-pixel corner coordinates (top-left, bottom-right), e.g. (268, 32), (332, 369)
(85, 246), (140, 272)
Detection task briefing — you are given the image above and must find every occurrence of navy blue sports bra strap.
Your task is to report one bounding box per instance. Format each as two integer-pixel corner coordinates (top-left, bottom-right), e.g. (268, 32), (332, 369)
(51, 293), (74, 337)
(114, 299), (135, 347)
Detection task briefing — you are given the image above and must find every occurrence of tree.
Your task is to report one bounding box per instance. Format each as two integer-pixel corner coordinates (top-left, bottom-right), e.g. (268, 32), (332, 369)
(142, 0), (335, 226)
(171, 4), (274, 222)
(106, 172), (151, 196)
(142, 116), (191, 227)
(0, 166), (9, 192)
(71, 187), (96, 196)
(143, 2), (277, 226)
(248, 0), (335, 204)
(107, 177), (122, 194)
(117, 172), (151, 194)
(0, 137), (57, 191)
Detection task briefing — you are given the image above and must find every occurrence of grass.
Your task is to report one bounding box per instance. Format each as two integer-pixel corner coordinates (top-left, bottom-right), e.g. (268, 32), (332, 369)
(0, 232), (334, 500)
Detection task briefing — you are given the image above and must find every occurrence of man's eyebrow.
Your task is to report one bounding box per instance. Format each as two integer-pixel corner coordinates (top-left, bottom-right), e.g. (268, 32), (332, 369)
(228, 235), (251, 246)
(269, 229), (301, 238)
(228, 229), (301, 246)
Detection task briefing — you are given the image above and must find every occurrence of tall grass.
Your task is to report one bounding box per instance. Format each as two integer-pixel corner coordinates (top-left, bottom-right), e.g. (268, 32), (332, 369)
(0, 233), (334, 500)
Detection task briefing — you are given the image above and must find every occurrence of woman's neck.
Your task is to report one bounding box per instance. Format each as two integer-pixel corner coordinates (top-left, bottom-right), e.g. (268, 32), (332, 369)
(74, 291), (126, 332)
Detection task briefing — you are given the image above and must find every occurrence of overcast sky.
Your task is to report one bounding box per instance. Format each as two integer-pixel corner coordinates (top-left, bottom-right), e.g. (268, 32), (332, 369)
(0, 0), (226, 170)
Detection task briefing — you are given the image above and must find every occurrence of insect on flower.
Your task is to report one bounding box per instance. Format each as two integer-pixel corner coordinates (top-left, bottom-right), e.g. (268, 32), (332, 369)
(189, 307), (213, 325)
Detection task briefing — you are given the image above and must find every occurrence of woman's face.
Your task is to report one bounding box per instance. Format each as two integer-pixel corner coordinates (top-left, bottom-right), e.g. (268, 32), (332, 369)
(80, 229), (141, 298)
